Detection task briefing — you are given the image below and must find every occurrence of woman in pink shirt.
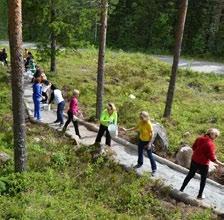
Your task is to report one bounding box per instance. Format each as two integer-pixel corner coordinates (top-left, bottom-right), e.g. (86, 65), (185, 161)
(62, 89), (81, 138)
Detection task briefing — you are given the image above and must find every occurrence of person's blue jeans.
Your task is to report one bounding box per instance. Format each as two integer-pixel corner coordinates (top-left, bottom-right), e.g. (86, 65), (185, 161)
(33, 97), (41, 120)
(137, 140), (157, 172)
(56, 101), (65, 124)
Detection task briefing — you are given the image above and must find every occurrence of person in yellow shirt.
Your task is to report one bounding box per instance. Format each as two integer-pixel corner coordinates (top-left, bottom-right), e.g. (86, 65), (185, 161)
(123, 111), (157, 176)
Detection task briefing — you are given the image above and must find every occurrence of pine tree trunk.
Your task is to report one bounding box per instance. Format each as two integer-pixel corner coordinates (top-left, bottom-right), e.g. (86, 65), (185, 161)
(96, 0), (108, 119)
(163, 0), (188, 118)
(50, 0), (56, 72)
(8, 0), (26, 172)
(50, 33), (56, 72)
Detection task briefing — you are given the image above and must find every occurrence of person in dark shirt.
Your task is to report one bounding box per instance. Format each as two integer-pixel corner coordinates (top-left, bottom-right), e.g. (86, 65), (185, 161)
(25, 52), (34, 70)
(0, 48), (8, 66)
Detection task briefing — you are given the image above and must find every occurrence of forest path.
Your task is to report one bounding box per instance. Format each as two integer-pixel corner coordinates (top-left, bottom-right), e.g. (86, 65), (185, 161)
(0, 40), (36, 49)
(24, 80), (224, 214)
(154, 55), (224, 74)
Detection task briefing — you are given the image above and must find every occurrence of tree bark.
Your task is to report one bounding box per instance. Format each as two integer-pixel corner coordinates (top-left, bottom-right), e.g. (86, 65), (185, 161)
(96, 0), (108, 119)
(163, 0), (188, 118)
(50, 0), (56, 72)
(8, 0), (26, 172)
(50, 32), (56, 72)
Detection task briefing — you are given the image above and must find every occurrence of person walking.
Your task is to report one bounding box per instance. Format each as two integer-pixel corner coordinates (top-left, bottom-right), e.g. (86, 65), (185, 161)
(180, 128), (224, 199)
(32, 75), (42, 121)
(95, 103), (117, 147)
(62, 89), (81, 138)
(49, 85), (65, 127)
(123, 111), (157, 176)
(0, 48), (8, 66)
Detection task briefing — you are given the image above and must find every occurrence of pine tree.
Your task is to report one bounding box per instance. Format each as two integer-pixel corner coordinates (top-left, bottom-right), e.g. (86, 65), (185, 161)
(8, 0), (26, 172)
(96, 0), (108, 119)
(163, 0), (188, 118)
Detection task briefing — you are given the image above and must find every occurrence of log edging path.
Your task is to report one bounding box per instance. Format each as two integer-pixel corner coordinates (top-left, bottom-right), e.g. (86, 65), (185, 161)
(24, 80), (224, 216)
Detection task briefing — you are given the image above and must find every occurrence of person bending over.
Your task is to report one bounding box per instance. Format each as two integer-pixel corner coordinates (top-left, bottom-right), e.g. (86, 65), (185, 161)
(180, 128), (224, 199)
(49, 85), (65, 127)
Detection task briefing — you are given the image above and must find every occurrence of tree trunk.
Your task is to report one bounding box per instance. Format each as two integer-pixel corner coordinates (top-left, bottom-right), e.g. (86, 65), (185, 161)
(50, 33), (56, 72)
(96, 0), (108, 119)
(8, 0), (26, 172)
(50, 0), (56, 72)
(163, 0), (188, 118)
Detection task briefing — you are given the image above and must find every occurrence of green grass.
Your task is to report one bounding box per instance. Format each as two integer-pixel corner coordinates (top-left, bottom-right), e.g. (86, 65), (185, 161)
(0, 66), (216, 219)
(36, 48), (224, 160)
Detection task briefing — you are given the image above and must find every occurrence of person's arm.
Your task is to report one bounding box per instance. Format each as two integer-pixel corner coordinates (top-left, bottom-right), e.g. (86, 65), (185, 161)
(38, 84), (42, 98)
(208, 142), (224, 166)
(148, 121), (154, 142)
(48, 91), (54, 104)
(192, 138), (199, 151)
(74, 98), (79, 114)
(125, 127), (137, 132)
(214, 159), (224, 166)
(113, 112), (118, 125)
(100, 110), (110, 124)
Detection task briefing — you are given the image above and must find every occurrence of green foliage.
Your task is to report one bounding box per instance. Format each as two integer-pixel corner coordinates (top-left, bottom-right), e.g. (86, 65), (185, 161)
(40, 48), (224, 161)
(22, 0), (97, 47)
(0, 173), (30, 196)
(1, 0), (224, 58)
(0, 64), (216, 219)
(0, 0), (8, 39)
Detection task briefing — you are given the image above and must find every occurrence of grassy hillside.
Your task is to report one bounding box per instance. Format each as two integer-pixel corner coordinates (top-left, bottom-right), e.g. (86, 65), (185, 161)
(36, 49), (224, 160)
(0, 66), (216, 219)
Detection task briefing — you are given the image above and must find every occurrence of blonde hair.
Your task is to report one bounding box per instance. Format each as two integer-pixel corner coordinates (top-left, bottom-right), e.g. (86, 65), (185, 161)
(140, 111), (150, 120)
(206, 128), (220, 137)
(73, 89), (80, 96)
(108, 102), (116, 112)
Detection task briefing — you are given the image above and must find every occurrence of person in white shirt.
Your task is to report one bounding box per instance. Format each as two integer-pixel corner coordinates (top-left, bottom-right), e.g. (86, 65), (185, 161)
(49, 84), (65, 126)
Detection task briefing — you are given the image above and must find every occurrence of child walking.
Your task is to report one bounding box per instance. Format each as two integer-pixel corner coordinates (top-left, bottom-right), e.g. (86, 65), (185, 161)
(123, 111), (157, 176)
(62, 89), (81, 138)
(32, 75), (42, 121)
(95, 103), (117, 147)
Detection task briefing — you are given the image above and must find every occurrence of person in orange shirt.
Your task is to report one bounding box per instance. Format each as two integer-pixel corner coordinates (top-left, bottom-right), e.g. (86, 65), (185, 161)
(123, 111), (157, 176)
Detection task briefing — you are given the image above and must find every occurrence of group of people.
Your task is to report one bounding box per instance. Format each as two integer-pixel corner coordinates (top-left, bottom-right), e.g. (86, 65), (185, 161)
(25, 49), (224, 200)
(27, 58), (158, 176)
(0, 48), (8, 66)
(31, 68), (82, 139)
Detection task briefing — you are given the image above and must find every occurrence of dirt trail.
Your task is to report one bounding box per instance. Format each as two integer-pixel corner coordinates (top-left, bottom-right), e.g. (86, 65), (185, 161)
(24, 81), (224, 214)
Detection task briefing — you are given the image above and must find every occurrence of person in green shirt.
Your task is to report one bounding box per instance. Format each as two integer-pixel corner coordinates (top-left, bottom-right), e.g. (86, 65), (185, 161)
(95, 103), (118, 147)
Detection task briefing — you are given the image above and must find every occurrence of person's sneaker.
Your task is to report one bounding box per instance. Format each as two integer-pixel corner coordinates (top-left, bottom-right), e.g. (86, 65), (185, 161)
(197, 195), (205, 200)
(151, 170), (157, 177)
(134, 164), (143, 169)
(53, 120), (60, 124)
(59, 123), (64, 127)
